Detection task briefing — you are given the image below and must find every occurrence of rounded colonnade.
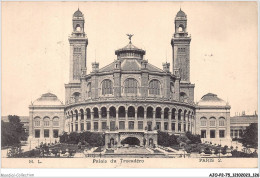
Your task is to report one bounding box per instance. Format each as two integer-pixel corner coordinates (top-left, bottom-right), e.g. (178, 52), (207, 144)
(65, 103), (195, 134)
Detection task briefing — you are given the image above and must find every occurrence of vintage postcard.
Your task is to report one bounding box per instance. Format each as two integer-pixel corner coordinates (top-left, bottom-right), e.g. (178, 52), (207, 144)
(1, 1), (259, 173)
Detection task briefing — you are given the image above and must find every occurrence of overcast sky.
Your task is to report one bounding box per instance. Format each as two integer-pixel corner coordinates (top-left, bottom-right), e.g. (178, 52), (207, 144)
(2, 1), (258, 116)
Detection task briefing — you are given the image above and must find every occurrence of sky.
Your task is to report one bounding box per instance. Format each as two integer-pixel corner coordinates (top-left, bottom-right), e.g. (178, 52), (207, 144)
(2, 1), (258, 116)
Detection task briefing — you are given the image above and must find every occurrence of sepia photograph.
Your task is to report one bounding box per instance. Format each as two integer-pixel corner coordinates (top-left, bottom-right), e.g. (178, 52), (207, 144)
(1, 1), (259, 174)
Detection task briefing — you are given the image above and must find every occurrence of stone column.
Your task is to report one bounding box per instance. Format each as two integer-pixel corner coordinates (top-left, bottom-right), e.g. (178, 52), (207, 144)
(181, 113), (184, 133)
(161, 111), (164, 131)
(98, 111), (102, 132)
(91, 112), (94, 131)
(135, 108), (138, 130)
(144, 109), (147, 131)
(175, 113), (178, 132)
(84, 112), (87, 131)
(116, 109), (119, 130)
(152, 111), (156, 130)
(168, 112), (172, 132)
(186, 117), (188, 132)
(126, 113), (129, 130)
(78, 115), (81, 132)
(107, 111), (110, 131)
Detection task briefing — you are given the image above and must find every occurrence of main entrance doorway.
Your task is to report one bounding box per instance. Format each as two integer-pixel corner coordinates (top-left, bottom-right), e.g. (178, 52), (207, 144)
(121, 137), (140, 146)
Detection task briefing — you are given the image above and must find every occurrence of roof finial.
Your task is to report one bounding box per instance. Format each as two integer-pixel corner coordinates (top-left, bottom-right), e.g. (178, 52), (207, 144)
(126, 34), (134, 44)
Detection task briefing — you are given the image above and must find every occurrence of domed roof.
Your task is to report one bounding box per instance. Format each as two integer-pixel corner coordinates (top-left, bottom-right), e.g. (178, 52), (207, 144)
(197, 93), (228, 107)
(176, 9), (187, 18)
(32, 92), (63, 106)
(73, 9), (83, 17)
(115, 42), (146, 56)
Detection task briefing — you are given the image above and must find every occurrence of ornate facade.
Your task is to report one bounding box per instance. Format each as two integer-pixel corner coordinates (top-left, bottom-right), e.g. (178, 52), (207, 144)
(64, 9), (195, 147)
(28, 9), (232, 146)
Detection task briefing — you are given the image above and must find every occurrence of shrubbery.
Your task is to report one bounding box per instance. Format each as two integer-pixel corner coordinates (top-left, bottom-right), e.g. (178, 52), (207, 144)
(157, 131), (178, 147)
(185, 131), (201, 144)
(59, 131), (105, 147)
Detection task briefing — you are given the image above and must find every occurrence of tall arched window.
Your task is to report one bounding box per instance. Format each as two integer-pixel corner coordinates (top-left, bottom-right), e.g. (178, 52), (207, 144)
(93, 107), (99, 118)
(200, 117), (207, 126)
(101, 107), (107, 118)
(209, 117), (216, 126)
(118, 106), (126, 118)
(147, 107), (153, 118)
(155, 107), (162, 118)
(34, 117), (41, 127)
(102, 79), (113, 95)
(137, 106), (144, 118)
(219, 117), (225, 126)
(149, 80), (160, 95)
(86, 108), (91, 119)
(124, 78), (138, 94)
(53, 117), (59, 127)
(128, 106), (135, 118)
(180, 92), (188, 103)
(73, 92), (80, 103)
(43, 117), (50, 127)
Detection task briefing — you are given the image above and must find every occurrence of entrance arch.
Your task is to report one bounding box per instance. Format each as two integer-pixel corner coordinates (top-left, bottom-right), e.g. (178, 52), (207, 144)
(121, 137), (140, 146)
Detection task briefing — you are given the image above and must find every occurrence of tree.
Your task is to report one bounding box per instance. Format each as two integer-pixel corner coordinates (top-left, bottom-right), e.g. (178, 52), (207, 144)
(241, 123), (258, 148)
(185, 131), (201, 144)
(1, 115), (27, 147)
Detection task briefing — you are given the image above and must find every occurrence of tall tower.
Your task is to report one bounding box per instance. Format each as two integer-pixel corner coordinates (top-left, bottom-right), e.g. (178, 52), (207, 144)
(171, 9), (191, 83)
(68, 9), (88, 83)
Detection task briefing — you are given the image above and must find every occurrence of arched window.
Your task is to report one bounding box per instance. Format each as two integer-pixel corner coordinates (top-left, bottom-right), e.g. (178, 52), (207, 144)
(137, 106), (144, 118)
(180, 92), (188, 103)
(147, 107), (153, 118)
(178, 25), (184, 32)
(109, 107), (116, 118)
(71, 111), (74, 121)
(171, 108), (176, 119)
(219, 117), (225, 126)
(200, 117), (207, 126)
(86, 108), (91, 119)
(102, 79), (113, 95)
(178, 109), (182, 120)
(124, 78), (138, 94)
(34, 117), (41, 127)
(43, 117), (50, 127)
(155, 107), (162, 118)
(164, 108), (169, 119)
(76, 24), (81, 32)
(101, 107), (107, 118)
(75, 110), (79, 121)
(149, 80), (160, 95)
(87, 83), (91, 98)
(209, 117), (216, 126)
(184, 110), (187, 121)
(73, 92), (80, 103)
(128, 106), (135, 118)
(93, 107), (99, 118)
(53, 117), (59, 127)
(118, 106), (126, 118)
(80, 109), (84, 120)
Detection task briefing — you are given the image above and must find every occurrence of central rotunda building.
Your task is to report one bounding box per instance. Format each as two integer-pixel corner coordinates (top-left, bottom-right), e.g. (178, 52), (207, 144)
(64, 9), (196, 147)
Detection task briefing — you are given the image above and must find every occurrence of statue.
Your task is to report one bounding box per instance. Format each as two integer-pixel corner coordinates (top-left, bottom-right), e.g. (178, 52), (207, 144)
(126, 34), (134, 43)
